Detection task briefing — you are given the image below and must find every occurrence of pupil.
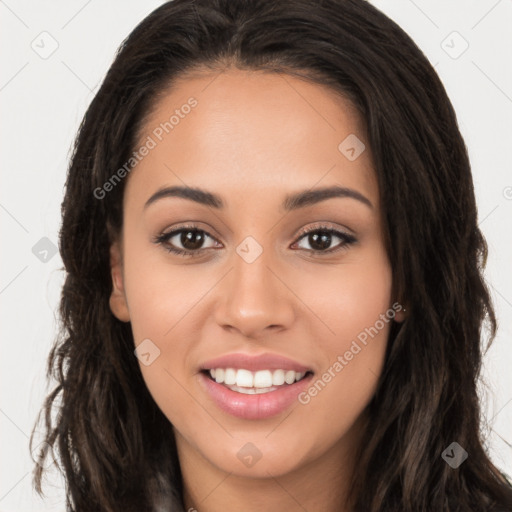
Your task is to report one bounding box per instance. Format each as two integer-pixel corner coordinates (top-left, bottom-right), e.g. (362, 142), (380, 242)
(181, 230), (204, 250)
(310, 231), (331, 250)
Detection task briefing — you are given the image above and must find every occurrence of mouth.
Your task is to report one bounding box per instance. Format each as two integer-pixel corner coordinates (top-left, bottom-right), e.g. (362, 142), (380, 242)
(201, 368), (313, 395)
(197, 353), (315, 420)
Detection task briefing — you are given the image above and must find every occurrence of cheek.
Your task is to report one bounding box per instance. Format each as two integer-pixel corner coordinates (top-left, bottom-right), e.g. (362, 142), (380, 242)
(292, 249), (393, 431)
(119, 239), (203, 397)
(122, 237), (207, 343)
(297, 248), (393, 347)
(122, 251), (207, 430)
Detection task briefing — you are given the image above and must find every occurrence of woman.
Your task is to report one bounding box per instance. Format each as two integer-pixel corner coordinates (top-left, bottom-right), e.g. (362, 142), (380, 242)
(31, 0), (512, 510)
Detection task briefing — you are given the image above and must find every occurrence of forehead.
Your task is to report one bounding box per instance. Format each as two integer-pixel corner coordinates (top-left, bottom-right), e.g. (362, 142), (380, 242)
(126, 68), (378, 212)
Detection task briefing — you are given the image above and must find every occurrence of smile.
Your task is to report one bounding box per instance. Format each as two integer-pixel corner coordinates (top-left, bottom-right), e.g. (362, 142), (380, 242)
(207, 368), (308, 394)
(198, 353), (314, 419)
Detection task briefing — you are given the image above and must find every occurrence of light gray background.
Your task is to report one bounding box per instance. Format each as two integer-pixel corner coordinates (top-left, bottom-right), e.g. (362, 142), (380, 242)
(1, 1), (511, 510)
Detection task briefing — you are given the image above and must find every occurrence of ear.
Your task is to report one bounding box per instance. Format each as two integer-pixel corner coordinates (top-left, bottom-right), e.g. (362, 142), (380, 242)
(109, 240), (131, 322)
(392, 301), (408, 323)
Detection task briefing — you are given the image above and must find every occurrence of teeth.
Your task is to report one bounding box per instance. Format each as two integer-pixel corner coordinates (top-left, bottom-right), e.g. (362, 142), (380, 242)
(284, 370), (296, 384)
(214, 368), (225, 384)
(236, 369), (253, 387)
(228, 385), (277, 395)
(207, 368), (308, 389)
(224, 368), (237, 385)
(253, 370), (272, 388)
(272, 369), (285, 385)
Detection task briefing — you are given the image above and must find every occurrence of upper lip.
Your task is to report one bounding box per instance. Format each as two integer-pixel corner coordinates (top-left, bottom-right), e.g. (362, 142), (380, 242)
(200, 352), (312, 373)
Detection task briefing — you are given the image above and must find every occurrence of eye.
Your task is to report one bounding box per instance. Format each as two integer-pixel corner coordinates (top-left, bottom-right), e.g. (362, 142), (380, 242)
(153, 223), (357, 257)
(292, 224), (357, 255)
(152, 224), (220, 257)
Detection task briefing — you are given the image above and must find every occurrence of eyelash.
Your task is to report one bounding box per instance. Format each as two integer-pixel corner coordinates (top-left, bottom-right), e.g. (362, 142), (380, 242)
(152, 223), (357, 257)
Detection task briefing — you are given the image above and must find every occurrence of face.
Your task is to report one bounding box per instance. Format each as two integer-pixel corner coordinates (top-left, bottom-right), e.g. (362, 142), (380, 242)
(109, 68), (405, 483)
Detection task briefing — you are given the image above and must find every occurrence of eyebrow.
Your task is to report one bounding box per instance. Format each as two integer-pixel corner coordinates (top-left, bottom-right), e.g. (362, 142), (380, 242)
(143, 185), (373, 211)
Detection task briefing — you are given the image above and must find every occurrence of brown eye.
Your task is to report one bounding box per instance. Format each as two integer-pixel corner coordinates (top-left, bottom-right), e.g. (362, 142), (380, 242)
(293, 227), (357, 254)
(153, 226), (220, 256)
(176, 229), (207, 251)
(153, 224), (357, 258)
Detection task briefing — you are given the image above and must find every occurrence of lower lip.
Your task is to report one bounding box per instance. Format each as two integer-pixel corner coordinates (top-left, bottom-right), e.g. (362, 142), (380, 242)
(199, 372), (313, 420)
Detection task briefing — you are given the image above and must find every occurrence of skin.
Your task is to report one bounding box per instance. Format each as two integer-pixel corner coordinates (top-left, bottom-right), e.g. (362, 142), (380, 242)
(109, 68), (406, 512)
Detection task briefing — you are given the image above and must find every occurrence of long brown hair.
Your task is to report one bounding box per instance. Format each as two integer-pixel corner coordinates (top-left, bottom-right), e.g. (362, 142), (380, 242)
(31, 0), (512, 510)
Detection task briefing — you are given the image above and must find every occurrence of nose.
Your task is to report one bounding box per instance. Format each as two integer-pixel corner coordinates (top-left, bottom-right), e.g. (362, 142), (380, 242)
(214, 245), (295, 340)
